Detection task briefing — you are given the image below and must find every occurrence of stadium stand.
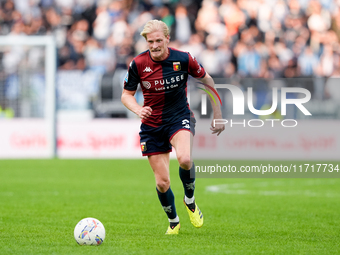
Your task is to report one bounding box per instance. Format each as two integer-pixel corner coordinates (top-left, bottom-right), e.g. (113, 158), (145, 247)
(0, 0), (339, 119)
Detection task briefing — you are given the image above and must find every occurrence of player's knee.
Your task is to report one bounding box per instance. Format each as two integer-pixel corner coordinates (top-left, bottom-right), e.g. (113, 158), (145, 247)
(178, 155), (192, 170)
(156, 178), (170, 193)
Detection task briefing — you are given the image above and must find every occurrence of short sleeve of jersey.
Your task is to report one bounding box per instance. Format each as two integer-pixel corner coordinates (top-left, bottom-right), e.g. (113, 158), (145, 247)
(188, 52), (206, 78)
(124, 60), (140, 91)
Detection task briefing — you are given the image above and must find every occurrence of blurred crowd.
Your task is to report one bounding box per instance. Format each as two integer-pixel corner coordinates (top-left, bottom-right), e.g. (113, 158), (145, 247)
(1, 0), (340, 79)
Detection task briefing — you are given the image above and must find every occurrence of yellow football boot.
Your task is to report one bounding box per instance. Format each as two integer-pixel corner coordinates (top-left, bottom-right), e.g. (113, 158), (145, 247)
(165, 222), (180, 235)
(184, 199), (203, 228)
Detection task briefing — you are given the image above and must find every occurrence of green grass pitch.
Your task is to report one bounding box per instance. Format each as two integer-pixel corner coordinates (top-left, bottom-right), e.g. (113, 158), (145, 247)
(0, 159), (339, 255)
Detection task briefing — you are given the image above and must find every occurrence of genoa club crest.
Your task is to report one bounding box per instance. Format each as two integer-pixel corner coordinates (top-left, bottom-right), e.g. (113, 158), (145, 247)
(173, 62), (181, 71)
(141, 142), (147, 152)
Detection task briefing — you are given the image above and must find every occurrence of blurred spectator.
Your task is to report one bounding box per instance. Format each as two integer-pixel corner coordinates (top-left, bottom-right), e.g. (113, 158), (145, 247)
(318, 44), (335, 76)
(237, 42), (261, 77)
(174, 4), (191, 44)
(84, 36), (115, 74)
(196, 0), (221, 35)
(268, 53), (284, 78)
(307, 0), (331, 33)
(324, 68), (340, 99)
(45, 8), (67, 48)
(199, 35), (225, 77)
(180, 34), (205, 59)
(219, 0), (245, 40)
(93, 5), (111, 42)
(331, 9), (340, 47)
(110, 16), (130, 46)
(257, 0), (273, 33)
(158, 6), (174, 30)
(275, 42), (294, 67)
(298, 46), (319, 76)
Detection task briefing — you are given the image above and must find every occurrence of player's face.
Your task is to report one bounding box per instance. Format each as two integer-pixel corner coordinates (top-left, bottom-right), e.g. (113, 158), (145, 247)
(146, 30), (170, 61)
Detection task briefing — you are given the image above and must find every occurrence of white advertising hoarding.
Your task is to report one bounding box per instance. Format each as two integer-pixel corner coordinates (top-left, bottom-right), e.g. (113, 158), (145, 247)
(57, 119), (141, 158)
(193, 120), (340, 160)
(0, 119), (339, 160)
(0, 119), (51, 158)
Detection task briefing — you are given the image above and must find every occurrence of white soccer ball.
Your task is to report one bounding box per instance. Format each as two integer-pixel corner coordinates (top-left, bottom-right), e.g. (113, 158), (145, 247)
(74, 217), (106, 246)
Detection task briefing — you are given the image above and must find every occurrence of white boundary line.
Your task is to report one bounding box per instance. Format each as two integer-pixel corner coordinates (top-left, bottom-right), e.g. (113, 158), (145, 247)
(206, 180), (340, 197)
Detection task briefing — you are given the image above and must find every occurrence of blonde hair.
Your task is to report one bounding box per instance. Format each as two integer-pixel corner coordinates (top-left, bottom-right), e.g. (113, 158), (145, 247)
(140, 19), (170, 39)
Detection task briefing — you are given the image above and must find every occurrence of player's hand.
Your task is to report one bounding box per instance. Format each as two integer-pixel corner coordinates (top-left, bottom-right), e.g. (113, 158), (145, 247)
(138, 106), (152, 119)
(210, 121), (225, 136)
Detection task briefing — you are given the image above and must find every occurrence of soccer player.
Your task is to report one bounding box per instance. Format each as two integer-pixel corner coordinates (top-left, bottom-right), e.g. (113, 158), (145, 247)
(121, 20), (224, 234)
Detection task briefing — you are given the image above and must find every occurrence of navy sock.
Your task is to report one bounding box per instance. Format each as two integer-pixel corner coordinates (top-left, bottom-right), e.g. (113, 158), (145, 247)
(179, 163), (195, 199)
(156, 187), (177, 220)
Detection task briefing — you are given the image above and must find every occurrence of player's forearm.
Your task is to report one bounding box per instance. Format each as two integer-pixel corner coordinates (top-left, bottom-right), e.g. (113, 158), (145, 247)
(211, 98), (223, 119)
(121, 92), (142, 116)
(121, 91), (153, 119)
(200, 75), (223, 119)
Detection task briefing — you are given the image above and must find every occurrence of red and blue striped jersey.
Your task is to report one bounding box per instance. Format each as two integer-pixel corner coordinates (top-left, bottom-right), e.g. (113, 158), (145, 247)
(124, 47), (206, 127)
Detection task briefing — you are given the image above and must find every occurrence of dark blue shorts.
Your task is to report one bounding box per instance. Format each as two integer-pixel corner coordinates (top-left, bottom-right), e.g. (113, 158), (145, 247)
(139, 116), (196, 156)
